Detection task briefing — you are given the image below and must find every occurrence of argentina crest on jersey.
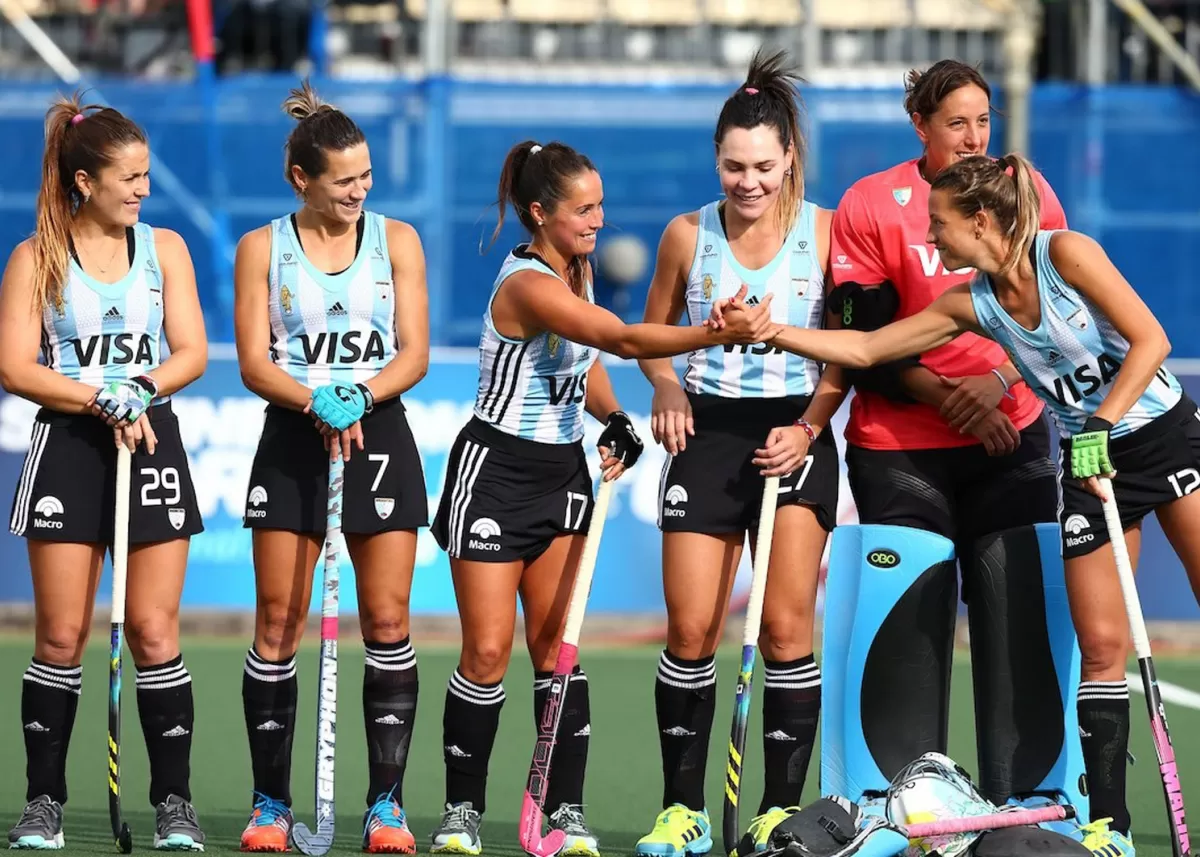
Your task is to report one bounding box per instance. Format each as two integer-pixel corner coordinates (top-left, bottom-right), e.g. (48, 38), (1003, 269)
(682, 200), (824, 399)
(268, 212), (397, 387)
(41, 222), (165, 389)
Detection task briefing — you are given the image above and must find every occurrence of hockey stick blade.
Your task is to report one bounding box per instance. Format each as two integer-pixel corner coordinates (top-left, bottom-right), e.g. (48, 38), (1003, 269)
(292, 822), (335, 857)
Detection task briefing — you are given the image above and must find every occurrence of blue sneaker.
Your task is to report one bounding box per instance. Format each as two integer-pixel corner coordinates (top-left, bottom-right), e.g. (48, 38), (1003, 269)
(362, 791), (415, 853)
(240, 794), (292, 853)
(1078, 818), (1135, 857)
(634, 804), (712, 857)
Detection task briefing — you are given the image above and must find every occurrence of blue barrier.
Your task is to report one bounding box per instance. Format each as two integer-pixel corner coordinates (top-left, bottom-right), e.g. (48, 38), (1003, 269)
(0, 81), (1197, 351)
(0, 352), (1198, 620)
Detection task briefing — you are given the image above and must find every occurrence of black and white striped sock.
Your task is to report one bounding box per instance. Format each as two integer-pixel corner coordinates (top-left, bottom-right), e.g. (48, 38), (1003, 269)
(1078, 679), (1131, 834)
(760, 655), (821, 813)
(21, 659), (81, 804)
(242, 648), (298, 806)
(136, 654), (194, 805)
(655, 650), (717, 812)
(363, 637), (418, 806)
(534, 665), (590, 811)
(443, 668), (506, 813)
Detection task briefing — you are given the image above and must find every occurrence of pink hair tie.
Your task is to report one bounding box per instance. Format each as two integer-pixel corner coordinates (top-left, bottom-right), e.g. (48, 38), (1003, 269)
(744, 87), (759, 95)
(71, 113), (85, 126)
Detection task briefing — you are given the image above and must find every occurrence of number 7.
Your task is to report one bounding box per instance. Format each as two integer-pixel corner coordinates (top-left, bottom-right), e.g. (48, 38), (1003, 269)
(369, 454), (390, 492)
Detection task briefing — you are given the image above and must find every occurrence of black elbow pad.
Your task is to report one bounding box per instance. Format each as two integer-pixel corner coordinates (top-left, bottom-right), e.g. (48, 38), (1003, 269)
(828, 281), (921, 403)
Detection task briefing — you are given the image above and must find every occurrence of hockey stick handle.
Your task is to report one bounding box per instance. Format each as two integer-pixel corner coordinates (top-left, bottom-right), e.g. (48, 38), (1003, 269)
(558, 478), (614, 653)
(1098, 476), (1152, 658)
(741, 476), (780, 647)
(319, 455), (345, 634)
(112, 445), (132, 623)
(904, 805), (1073, 838)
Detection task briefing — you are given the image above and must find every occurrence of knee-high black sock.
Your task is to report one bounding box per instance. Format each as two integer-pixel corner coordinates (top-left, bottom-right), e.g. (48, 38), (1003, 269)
(21, 660), (82, 804)
(443, 669), (505, 813)
(135, 655), (194, 806)
(1078, 680), (1131, 834)
(242, 647), (298, 806)
(363, 638), (419, 806)
(759, 655), (821, 813)
(655, 650), (717, 812)
(534, 665), (591, 811)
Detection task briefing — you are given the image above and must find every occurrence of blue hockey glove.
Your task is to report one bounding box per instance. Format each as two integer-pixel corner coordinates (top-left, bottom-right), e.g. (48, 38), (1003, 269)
(310, 383), (370, 431)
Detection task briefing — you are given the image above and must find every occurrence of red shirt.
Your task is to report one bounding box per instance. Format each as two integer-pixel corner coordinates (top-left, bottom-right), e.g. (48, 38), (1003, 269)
(831, 158), (1068, 450)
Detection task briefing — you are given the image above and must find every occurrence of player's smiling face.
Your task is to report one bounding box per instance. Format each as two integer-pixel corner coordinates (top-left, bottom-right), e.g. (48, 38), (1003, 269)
(78, 142), (150, 227)
(299, 142), (373, 224)
(914, 84), (991, 178)
(927, 187), (982, 271)
(536, 169), (604, 258)
(716, 125), (792, 223)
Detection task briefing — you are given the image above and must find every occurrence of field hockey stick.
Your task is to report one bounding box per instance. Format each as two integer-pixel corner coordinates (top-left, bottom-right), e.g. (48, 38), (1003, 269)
(902, 804), (1075, 838)
(723, 474), (781, 857)
(1099, 476), (1191, 856)
(292, 455), (346, 857)
(519, 477), (615, 857)
(108, 444), (133, 854)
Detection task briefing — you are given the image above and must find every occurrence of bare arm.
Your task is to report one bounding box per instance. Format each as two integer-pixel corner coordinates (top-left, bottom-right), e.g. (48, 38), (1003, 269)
(585, 358), (621, 422)
(772, 286), (977, 369)
(150, 228), (208, 396)
(1053, 231), (1172, 426)
(637, 215), (693, 386)
(0, 241), (100, 413)
(365, 219), (430, 402)
(233, 226), (313, 410)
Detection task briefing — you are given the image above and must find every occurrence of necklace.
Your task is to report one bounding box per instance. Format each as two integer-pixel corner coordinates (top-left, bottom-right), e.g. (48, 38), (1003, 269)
(77, 234), (122, 274)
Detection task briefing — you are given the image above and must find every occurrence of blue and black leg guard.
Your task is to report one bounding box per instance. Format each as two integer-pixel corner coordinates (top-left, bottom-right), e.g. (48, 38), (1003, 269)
(965, 523), (1089, 824)
(820, 525), (958, 802)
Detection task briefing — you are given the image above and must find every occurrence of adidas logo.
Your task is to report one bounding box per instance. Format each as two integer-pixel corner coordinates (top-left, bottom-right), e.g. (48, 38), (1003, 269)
(24, 721), (48, 732)
(745, 295), (760, 307)
(329, 302), (348, 316)
(445, 745), (471, 758)
(105, 306), (123, 320)
(162, 725), (190, 737)
(1046, 349), (1063, 365)
(662, 726), (696, 737)
(574, 724), (591, 737)
(374, 714), (403, 725)
(256, 720), (284, 731)
(765, 729), (795, 741)
(1064, 514), (1090, 535)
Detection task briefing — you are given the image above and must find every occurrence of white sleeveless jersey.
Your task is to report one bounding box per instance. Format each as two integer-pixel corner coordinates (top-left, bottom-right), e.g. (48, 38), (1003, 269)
(473, 248), (599, 444)
(682, 200), (825, 398)
(969, 231), (1182, 438)
(41, 222), (168, 403)
(267, 211), (397, 387)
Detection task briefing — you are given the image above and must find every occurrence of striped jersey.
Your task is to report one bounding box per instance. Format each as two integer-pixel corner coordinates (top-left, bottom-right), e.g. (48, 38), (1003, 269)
(267, 211), (397, 387)
(969, 231), (1182, 438)
(473, 247), (599, 443)
(41, 222), (167, 402)
(682, 200), (825, 398)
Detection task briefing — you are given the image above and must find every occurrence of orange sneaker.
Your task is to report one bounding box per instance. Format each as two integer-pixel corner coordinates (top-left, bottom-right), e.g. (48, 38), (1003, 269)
(362, 792), (415, 854)
(240, 795), (293, 852)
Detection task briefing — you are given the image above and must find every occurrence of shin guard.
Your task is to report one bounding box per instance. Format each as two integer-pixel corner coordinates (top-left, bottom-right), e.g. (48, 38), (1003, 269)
(966, 523), (1088, 821)
(820, 525), (958, 802)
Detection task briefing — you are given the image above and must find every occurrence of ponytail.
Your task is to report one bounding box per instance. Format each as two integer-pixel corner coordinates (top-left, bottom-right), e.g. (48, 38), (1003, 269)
(998, 153), (1041, 275)
(282, 79), (365, 193)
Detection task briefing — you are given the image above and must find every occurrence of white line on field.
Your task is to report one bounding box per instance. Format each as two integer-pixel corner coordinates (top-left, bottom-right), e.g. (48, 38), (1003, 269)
(1127, 672), (1200, 710)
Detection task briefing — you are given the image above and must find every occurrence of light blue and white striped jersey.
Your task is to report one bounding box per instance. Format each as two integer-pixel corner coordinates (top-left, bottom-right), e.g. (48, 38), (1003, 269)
(969, 230), (1181, 438)
(41, 222), (167, 402)
(268, 211), (397, 387)
(473, 247), (599, 444)
(682, 200), (825, 398)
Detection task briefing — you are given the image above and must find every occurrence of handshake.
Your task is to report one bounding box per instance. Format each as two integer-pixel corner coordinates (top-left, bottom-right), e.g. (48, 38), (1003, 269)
(703, 284), (784, 346)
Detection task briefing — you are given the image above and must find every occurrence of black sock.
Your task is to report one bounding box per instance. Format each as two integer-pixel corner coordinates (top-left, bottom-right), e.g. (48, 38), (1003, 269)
(655, 650), (716, 812)
(242, 647), (298, 806)
(534, 665), (591, 811)
(135, 655), (194, 806)
(443, 668), (505, 814)
(759, 655), (821, 813)
(21, 659), (82, 804)
(363, 637), (419, 807)
(1078, 680), (1131, 834)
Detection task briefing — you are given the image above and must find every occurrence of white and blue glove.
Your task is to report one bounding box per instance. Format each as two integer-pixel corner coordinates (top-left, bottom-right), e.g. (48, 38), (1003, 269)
(94, 375), (157, 423)
(310, 382), (374, 431)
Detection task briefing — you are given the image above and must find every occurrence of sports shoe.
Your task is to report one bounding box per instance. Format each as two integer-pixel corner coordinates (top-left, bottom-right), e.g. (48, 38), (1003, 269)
(240, 794), (293, 852)
(634, 804), (712, 857)
(7, 796), (64, 850)
(362, 791), (415, 854)
(548, 805), (599, 857)
(430, 803), (482, 855)
(155, 795), (206, 851)
(744, 806), (795, 853)
(1078, 818), (1136, 857)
